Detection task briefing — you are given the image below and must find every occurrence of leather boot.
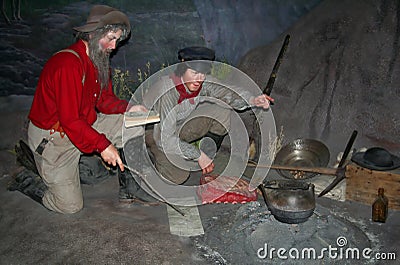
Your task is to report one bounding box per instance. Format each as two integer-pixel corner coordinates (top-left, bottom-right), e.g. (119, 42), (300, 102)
(8, 169), (47, 204)
(15, 139), (39, 175)
(118, 147), (159, 204)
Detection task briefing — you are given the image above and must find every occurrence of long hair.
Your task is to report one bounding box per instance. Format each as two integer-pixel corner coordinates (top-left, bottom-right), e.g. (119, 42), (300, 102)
(74, 24), (129, 88)
(74, 24), (129, 42)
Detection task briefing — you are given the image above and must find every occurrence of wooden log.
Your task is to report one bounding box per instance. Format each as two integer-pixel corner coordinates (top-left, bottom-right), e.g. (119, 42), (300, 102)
(248, 163), (338, 176)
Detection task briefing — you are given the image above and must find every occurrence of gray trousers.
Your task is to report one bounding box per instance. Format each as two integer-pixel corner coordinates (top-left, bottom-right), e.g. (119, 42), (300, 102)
(146, 103), (231, 184)
(28, 114), (143, 214)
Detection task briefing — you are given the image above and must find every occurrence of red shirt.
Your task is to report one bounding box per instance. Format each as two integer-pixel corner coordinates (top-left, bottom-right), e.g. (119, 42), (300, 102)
(29, 40), (128, 154)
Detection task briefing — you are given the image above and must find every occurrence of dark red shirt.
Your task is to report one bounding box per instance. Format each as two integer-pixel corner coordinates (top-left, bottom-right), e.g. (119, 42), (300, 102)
(29, 40), (128, 153)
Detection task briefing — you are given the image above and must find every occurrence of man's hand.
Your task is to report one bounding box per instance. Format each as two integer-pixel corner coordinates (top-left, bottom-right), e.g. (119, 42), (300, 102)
(127, 104), (148, 112)
(250, 94), (274, 109)
(100, 144), (124, 171)
(198, 151), (215, 175)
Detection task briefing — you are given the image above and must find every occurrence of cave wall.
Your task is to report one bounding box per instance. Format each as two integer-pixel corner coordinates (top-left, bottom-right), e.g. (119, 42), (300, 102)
(3, 0), (398, 161)
(0, 0), (320, 97)
(194, 0), (321, 64)
(238, 0), (400, 158)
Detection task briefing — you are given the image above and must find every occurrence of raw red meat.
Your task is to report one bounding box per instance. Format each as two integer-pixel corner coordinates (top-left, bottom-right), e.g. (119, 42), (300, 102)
(197, 174), (257, 204)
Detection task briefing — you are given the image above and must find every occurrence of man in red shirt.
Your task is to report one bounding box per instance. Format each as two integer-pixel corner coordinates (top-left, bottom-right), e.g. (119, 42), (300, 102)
(8, 5), (157, 213)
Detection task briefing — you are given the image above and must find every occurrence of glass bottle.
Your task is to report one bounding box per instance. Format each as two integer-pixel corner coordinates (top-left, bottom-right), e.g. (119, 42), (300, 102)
(372, 188), (388, 223)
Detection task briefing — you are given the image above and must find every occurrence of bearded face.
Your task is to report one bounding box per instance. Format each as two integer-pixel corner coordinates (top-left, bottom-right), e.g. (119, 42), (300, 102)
(88, 35), (110, 88)
(88, 29), (122, 88)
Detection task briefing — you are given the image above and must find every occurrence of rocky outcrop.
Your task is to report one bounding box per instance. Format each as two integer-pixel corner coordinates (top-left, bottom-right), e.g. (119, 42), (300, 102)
(238, 0), (400, 157)
(0, 2), (205, 97)
(0, 1), (320, 97)
(194, 0), (321, 64)
(0, 24), (44, 96)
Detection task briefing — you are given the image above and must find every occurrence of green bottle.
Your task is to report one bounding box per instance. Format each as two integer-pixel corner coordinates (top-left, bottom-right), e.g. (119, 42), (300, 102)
(372, 188), (388, 223)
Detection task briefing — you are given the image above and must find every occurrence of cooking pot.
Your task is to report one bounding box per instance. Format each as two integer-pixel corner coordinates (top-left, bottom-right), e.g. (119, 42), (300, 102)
(274, 138), (330, 179)
(263, 179), (315, 224)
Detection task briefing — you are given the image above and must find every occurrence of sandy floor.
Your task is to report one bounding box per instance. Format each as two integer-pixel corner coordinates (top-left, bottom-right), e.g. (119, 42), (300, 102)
(0, 97), (399, 264)
(1, 165), (399, 264)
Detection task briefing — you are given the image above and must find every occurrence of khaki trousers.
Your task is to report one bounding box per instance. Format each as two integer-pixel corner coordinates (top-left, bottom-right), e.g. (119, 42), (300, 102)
(28, 114), (143, 214)
(146, 102), (231, 184)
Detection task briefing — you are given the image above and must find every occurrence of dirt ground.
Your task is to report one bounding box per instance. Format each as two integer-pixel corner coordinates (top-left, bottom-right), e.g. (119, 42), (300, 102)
(0, 99), (399, 264)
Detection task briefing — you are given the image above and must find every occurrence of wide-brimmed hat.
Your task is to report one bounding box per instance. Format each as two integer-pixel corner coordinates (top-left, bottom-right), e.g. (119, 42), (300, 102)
(178, 46), (215, 74)
(351, 147), (400, 171)
(73, 5), (130, 35)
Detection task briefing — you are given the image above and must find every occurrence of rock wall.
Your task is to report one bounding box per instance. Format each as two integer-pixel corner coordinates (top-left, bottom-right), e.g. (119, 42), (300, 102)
(2, 0), (399, 159)
(238, 0), (400, 158)
(194, 0), (321, 64)
(0, 0), (320, 96)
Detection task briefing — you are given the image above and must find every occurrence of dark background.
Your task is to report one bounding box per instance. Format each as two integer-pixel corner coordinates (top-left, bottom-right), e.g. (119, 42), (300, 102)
(0, 2), (399, 264)
(1, 0), (399, 162)
(0, 0), (321, 96)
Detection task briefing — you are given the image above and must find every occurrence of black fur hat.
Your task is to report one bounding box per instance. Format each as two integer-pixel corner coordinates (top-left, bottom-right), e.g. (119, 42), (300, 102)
(178, 46), (215, 61)
(177, 46), (215, 74)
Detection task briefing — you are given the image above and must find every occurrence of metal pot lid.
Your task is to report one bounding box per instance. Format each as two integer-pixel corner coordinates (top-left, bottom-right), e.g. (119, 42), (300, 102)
(263, 179), (316, 223)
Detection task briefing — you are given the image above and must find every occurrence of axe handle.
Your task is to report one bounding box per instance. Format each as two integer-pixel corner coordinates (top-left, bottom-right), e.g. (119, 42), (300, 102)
(318, 174), (346, 197)
(337, 130), (358, 168)
(247, 163), (338, 176)
(263, 34), (290, 96)
(318, 130), (357, 197)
